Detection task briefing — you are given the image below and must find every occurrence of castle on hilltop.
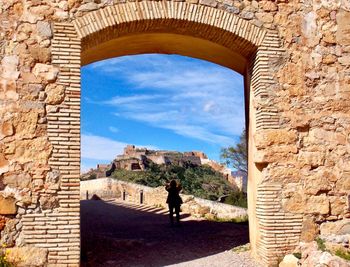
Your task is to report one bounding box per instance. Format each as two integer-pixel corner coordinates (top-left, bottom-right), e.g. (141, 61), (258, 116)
(92, 145), (246, 192)
(115, 145), (205, 170)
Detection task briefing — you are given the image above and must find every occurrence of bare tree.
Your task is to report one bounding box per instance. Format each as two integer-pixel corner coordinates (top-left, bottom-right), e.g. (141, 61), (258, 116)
(220, 128), (247, 174)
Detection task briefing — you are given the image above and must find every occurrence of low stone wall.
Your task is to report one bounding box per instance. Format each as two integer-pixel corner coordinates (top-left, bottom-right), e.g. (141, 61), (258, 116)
(80, 178), (247, 220)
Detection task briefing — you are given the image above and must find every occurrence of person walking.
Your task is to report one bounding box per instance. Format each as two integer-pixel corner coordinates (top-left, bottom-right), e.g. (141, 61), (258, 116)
(165, 179), (183, 226)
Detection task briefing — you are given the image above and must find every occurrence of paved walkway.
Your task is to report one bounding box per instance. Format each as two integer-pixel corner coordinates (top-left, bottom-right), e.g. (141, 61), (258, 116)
(81, 199), (261, 267)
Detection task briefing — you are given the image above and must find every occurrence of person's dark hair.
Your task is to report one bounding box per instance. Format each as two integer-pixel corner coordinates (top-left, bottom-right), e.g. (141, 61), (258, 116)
(170, 179), (177, 188)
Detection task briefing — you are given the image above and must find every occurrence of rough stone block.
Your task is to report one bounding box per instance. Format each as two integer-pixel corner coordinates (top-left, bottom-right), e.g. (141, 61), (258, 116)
(279, 254), (299, 267)
(304, 173), (331, 195)
(78, 2), (98, 12)
(1, 56), (20, 80)
(0, 216), (6, 231)
(308, 128), (346, 145)
(0, 121), (14, 140)
(302, 11), (322, 47)
(338, 55), (350, 66)
(259, 1), (277, 12)
(0, 154), (9, 175)
(33, 63), (59, 82)
(320, 219), (350, 235)
(13, 112), (39, 139)
(13, 137), (52, 164)
(282, 192), (304, 213)
(0, 195), (17, 215)
(199, 0), (217, 7)
(45, 84), (65, 105)
(336, 9), (350, 46)
(255, 12), (274, 23)
(336, 172), (350, 191)
(29, 45), (51, 63)
(300, 216), (319, 242)
(305, 195), (330, 215)
(3, 173), (31, 188)
(329, 196), (346, 216)
(254, 129), (297, 149)
(37, 21), (52, 38)
(6, 246), (48, 266)
(39, 195), (59, 210)
(298, 151), (325, 167)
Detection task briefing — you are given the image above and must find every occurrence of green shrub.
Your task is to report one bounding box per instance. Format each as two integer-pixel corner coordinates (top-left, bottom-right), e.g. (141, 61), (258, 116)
(111, 163), (238, 202)
(81, 172), (97, 181)
(208, 215), (248, 223)
(232, 243), (250, 253)
(335, 248), (350, 261)
(316, 237), (326, 252)
(293, 252), (302, 259)
(0, 250), (12, 267)
(223, 191), (247, 208)
(315, 237), (350, 261)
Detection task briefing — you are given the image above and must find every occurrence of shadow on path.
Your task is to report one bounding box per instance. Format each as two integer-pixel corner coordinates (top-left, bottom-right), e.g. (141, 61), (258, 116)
(81, 199), (249, 267)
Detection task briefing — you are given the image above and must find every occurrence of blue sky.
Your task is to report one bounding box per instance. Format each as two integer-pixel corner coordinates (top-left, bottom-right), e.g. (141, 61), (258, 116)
(81, 54), (245, 172)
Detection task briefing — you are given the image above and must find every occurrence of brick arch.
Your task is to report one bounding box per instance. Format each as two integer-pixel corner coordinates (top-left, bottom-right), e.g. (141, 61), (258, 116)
(72, 1), (267, 74)
(40, 2), (301, 266)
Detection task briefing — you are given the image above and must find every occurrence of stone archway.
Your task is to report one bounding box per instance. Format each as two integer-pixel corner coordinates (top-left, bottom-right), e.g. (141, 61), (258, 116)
(42, 2), (295, 265)
(2, 1), (349, 266)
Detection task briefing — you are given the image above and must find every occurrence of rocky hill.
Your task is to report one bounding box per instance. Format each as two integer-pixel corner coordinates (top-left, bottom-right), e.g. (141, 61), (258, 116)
(81, 145), (247, 206)
(83, 145), (243, 186)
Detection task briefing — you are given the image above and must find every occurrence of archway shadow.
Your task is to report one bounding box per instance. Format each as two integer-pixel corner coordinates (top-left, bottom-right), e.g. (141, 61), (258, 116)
(81, 199), (249, 267)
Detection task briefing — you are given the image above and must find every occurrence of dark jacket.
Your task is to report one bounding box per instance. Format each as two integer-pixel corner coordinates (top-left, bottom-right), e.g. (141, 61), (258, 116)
(166, 185), (183, 206)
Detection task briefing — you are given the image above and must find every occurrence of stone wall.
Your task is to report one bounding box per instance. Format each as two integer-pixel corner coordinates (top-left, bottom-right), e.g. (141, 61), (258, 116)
(0, 0), (350, 266)
(80, 178), (248, 220)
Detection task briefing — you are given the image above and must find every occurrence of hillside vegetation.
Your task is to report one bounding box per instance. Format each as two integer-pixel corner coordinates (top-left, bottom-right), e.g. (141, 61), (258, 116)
(111, 162), (246, 207)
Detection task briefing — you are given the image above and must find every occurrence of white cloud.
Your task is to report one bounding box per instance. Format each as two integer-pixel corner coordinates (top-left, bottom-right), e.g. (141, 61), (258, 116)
(105, 94), (162, 105)
(203, 101), (215, 112)
(81, 134), (128, 161)
(81, 134), (158, 161)
(164, 124), (234, 145)
(85, 54), (245, 146)
(109, 126), (119, 133)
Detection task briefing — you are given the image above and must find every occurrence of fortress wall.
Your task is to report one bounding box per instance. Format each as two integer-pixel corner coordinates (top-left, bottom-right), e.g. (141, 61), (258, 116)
(80, 178), (248, 220)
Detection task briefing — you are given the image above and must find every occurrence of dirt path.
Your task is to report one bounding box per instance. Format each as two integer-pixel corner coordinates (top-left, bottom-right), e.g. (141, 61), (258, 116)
(81, 199), (260, 267)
